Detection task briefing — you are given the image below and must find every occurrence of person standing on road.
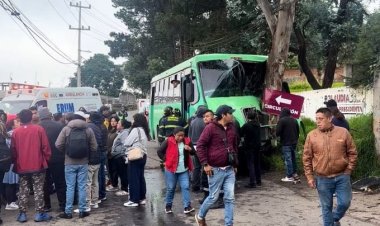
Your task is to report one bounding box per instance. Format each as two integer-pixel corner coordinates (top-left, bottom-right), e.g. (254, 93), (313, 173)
(188, 106), (208, 192)
(38, 107), (66, 212)
(106, 115), (120, 192)
(303, 107), (357, 226)
(195, 105), (238, 226)
(276, 107), (300, 182)
(157, 126), (196, 214)
(240, 111), (262, 188)
(11, 109), (52, 223)
(55, 111), (97, 219)
(123, 113), (150, 207)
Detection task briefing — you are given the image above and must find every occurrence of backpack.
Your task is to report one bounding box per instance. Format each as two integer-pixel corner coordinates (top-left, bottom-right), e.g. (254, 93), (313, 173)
(65, 127), (89, 159)
(0, 139), (11, 172)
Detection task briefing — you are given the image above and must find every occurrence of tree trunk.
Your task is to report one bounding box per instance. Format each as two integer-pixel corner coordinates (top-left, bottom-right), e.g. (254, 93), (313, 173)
(294, 25), (322, 89)
(259, 0), (297, 90)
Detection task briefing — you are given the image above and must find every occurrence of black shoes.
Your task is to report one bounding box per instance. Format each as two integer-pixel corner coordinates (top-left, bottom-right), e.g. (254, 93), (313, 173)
(58, 212), (73, 219)
(79, 212), (90, 218)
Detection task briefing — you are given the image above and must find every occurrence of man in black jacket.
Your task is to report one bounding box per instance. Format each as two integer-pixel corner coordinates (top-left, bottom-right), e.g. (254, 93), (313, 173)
(38, 107), (65, 212)
(276, 108), (300, 182)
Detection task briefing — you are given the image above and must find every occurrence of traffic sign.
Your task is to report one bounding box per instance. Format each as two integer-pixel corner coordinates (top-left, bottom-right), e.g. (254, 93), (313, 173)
(263, 88), (304, 118)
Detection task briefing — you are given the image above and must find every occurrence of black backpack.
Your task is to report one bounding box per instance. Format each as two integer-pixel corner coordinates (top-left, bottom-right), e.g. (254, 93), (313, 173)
(65, 127), (89, 159)
(0, 138), (11, 172)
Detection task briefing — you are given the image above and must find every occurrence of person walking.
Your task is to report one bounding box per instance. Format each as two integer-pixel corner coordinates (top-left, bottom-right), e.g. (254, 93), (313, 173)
(11, 109), (52, 223)
(55, 111), (97, 219)
(195, 105), (238, 226)
(123, 113), (150, 207)
(303, 107), (357, 226)
(157, 126), (196, 214)
(276, 108), (300, 182)
(38, 107), (66, 212)
(240, 111), (262, 188)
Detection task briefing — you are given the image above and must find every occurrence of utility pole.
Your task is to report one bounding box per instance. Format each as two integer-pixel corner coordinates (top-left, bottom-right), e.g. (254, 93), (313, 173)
(69, 1), (90, 87)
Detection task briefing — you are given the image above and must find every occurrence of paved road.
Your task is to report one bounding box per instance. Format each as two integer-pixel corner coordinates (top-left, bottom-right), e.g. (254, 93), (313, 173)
(2, 123), (380, 225)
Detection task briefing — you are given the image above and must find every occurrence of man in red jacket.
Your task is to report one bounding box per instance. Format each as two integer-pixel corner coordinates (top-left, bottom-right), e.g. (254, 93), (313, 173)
(195, 105), (238, 226)
(11, 109), (52, 223)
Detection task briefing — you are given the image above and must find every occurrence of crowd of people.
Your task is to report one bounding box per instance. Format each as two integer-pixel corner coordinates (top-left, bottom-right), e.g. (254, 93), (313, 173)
(0, 98), (357, 226)
(0, 105), (150, 224)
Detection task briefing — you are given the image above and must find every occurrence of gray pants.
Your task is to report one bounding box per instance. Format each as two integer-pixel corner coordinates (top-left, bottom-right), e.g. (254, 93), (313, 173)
(86, 164), (100, 207)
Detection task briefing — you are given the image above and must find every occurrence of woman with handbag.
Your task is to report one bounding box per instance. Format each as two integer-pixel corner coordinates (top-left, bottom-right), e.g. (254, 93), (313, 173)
(123, 113), (150, 207)
(157, 126), (196, 214)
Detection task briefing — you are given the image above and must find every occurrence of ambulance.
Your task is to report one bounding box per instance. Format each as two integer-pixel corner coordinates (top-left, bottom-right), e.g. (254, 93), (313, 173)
(0, 87), (102, 114)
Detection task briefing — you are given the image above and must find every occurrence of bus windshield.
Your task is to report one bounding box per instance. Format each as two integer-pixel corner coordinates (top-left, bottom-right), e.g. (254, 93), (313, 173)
(199, 59), (266, 97)
(0, 100), (33, 114)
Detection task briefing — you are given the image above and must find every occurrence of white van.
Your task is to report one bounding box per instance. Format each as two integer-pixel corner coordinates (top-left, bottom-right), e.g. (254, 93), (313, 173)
(0, 87), (102, 114)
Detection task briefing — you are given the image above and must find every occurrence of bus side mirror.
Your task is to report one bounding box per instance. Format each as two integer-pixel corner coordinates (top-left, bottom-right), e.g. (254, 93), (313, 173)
(185, 78), (194, 102)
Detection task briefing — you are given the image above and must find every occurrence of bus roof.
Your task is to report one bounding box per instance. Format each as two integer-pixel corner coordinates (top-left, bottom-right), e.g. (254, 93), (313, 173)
(151, 53), (267, 83)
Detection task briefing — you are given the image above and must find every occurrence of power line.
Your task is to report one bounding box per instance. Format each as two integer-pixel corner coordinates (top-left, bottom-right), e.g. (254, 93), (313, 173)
(0, 0), (77, 64)
(84, 0), (125, 31)
(47, 0), (70, 25)
(82, 9), (124, 33)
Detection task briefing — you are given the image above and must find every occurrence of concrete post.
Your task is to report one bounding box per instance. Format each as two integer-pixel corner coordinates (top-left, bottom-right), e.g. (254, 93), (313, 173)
(373, 71), (380, 155)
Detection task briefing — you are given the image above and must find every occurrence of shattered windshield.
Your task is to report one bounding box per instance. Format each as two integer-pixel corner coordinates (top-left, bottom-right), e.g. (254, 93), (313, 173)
(199, 59), (266, 98)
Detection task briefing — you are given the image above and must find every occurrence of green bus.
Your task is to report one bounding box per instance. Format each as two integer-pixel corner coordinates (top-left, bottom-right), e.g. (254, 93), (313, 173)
(149, 53), (271, 141)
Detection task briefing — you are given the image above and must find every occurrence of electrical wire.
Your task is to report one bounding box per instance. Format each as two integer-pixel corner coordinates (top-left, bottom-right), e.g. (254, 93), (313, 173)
(82, 9), (125, 33)
(84, 0), (126, 31)
(1, 0), (77, 64)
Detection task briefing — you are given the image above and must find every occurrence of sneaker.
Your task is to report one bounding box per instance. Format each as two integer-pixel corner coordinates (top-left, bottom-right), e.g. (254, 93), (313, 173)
(74, 207), (91, 213)
(139, 199), (146, 205)
(124, 201), (139, 207)
(5, 202), (19, 210)
(99, 197), (107, 201)
(106, 185), (118, 192)
(34, 212), (52, 222)
(79, 212), (90, 218)
(184, 206), (195, 214)
(115, 190), (128, 196)
(334, 221), (341, 226)
(58, 212), (72, 219)
(281, 176), (295, 182)
(165, 206), (173, 214)
(195, 214), (207, 226)
(91, 203), (99, 209)
(43, 206), (52, 212)
(17, 212), (27, 223)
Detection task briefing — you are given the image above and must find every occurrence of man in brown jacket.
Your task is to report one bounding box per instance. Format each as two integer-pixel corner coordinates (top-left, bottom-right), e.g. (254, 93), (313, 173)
(303, 107), (357, 226)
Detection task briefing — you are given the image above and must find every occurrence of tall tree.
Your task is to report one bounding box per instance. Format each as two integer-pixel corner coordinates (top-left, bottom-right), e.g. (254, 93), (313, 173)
(293, 0), (365, 89)
(68, 54), (123, 97)
(256, 0), (297, 90)
(349, 12), (380, 87)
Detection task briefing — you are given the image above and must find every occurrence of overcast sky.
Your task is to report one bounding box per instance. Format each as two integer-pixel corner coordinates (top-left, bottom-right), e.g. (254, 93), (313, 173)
(0, 1), (378, 88)
(0, 0), (126, 87)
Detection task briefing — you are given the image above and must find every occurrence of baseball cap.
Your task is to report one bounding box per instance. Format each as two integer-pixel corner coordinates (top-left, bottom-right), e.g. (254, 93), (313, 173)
(74, 111), (89, 119)
(215, 105), (235, 117)
(324, 99), (337, 107)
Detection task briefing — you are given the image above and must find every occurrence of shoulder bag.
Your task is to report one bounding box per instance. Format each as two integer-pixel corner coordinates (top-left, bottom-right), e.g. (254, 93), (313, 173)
(127, 128), (145, 161)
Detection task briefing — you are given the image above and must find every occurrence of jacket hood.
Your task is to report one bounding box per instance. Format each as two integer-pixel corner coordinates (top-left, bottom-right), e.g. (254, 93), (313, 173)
(67, 119), (88, 128)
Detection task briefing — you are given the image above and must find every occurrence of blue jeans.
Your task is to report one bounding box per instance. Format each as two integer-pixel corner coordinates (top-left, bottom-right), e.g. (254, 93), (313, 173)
(282, 145), (297, 177)
(316, 174), (352, 226)
(65, 164), (88, 214)
(98, 152), (107, 199)
(198, 167), (235, 226)
(165, 170), (191, 208)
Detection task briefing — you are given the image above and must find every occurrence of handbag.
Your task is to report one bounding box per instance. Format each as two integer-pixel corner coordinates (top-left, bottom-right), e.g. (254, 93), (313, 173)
(222, 131), (239, 167)
(127, 128), (145, 161)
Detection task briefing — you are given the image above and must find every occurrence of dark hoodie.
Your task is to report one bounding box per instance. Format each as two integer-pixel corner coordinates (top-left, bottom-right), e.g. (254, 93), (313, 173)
(276, 108), (299, 146)
(188, 107), (207, 145)
(330, 107), (350, 131)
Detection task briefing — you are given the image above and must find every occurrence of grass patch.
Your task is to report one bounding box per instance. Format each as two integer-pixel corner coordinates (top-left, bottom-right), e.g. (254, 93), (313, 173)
(290, 81), (345, 93)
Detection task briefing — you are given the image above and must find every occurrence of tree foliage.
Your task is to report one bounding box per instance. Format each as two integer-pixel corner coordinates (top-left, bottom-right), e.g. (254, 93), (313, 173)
(349, 12), (380, 87)
(68, 54), (123, 97)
